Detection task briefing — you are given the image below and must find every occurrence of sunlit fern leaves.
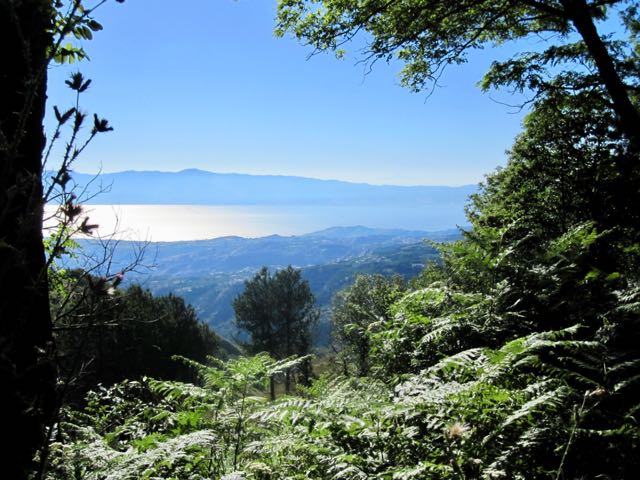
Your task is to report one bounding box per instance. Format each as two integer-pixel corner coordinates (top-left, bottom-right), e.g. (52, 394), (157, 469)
(371, 285), (492, 377)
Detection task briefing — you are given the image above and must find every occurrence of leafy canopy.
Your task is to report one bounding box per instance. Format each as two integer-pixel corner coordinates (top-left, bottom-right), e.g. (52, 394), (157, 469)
(234, 266), (318, 359)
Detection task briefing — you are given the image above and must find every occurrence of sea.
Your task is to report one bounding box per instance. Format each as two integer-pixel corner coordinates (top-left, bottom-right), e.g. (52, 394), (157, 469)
(43, 204), (467, 242)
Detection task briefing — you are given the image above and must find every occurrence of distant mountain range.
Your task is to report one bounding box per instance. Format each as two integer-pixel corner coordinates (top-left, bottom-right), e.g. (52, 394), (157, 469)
(64, 169), (477, 206)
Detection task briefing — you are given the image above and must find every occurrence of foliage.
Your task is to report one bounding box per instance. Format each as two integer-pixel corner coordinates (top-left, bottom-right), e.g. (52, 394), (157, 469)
(45, 325), (639, 479)
(234, 266), (319, 395)
(331, 274), (406, 376)
(53, 276), (219, 403)
(275, 0), (640, 146)
(44, 354), (311, 479)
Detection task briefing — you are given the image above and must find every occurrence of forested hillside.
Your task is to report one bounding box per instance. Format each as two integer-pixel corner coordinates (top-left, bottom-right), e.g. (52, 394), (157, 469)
(3, 0), (639, 479)
(72, 228), (452, 341)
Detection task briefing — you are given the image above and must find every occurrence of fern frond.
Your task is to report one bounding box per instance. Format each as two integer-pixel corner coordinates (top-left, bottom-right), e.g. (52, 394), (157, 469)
(424, 347), (486, 378)
(501, 385), (572, 429)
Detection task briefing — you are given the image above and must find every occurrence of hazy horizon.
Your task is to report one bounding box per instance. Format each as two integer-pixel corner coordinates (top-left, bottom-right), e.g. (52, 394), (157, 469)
(44, 204), (469, 242)
(70, 167), (479, 188)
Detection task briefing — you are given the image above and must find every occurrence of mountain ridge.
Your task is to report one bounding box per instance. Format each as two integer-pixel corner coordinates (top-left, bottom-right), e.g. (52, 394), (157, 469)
(75, 226), (460, 277)
(69, 226), (461, 341)
(61, 169), (477, 206)
(73, 168), (475, 189)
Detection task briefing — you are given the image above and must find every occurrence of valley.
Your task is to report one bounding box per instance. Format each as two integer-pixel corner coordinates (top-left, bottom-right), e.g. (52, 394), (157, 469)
(73, 226), (460, 343)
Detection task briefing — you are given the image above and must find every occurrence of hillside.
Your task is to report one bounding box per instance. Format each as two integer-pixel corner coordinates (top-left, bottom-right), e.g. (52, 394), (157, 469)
(73, 226), (459, 342)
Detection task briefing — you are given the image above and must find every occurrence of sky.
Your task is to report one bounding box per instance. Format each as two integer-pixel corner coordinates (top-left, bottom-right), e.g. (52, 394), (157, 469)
(46, 0), (533, 186)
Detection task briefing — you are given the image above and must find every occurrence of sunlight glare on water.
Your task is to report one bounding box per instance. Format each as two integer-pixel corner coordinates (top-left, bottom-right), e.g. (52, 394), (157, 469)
(43, 204), (464, 241)
(44, 205), (315, 241)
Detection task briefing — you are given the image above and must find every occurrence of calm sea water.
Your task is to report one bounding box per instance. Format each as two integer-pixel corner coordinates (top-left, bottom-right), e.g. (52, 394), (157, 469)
(44, 204), (466, 241)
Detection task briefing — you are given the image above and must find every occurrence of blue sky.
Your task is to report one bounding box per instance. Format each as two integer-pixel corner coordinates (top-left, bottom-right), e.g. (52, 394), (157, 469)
(46, 0), (532, 186)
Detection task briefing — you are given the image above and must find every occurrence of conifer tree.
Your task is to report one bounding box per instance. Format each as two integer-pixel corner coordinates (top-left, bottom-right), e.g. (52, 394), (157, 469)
(233, 266), (318, 397)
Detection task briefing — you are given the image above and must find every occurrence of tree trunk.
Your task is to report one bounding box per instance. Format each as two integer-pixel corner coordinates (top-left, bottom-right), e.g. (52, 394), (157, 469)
(270, 375), (276, 401)
(284, 369), (291, 394)
(0, 1), (56, 477)
(563, 0), (640, 149)
(358, 347), (369, 377)
(299, 357), (313, 386)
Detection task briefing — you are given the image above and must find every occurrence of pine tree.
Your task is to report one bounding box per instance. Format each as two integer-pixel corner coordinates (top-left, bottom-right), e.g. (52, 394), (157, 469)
(233, 266), (318, 397)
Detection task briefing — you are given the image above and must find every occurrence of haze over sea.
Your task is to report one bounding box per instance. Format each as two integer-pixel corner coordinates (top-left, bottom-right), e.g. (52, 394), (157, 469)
(43, 170), (474, 241)
(45, 203), (468, 242)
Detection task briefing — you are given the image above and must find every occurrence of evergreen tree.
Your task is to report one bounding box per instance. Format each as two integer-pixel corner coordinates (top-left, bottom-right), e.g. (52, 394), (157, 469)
(233, 266), (318, 397)
(54, 277), (219, 401)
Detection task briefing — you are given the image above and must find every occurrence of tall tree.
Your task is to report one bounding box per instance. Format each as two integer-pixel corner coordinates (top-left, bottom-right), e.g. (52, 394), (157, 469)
(233, 266), (318, 397)
(1, 1), (119, 474)
(54, 279), (219, 401)
(1, 2), (57, 476)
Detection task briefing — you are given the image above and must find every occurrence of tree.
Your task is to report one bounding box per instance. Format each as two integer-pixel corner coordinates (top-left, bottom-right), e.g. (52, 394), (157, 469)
(383, 86), (639, 477)
(332, 274), (405, 376)
(276, 0), (640, 148)
(53, 278), (219, 402)
(1, 1), (120, 475)
(233, 266), (318, 398)
(1, 3), (58, 476)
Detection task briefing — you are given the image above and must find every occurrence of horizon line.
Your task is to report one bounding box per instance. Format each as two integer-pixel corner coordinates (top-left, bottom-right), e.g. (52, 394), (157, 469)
(70, 167), (479, 189)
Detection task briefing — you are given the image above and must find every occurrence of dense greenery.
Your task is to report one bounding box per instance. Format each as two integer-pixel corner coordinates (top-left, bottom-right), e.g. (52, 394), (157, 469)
(53, 274), (219, 403)
(332, 274), (407, 376)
